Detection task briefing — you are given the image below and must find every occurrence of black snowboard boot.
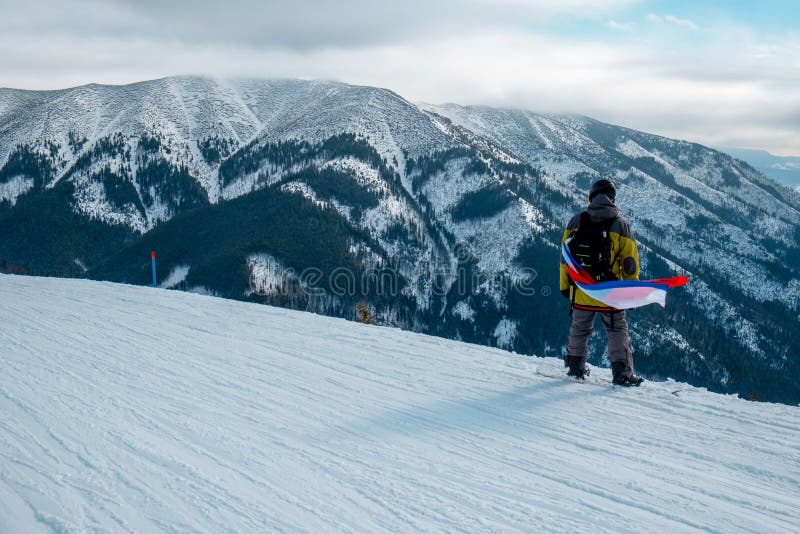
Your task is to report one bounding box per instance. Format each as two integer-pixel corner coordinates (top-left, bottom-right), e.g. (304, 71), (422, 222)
(611, 361), (643, 387)
(565, 355), (590, 380)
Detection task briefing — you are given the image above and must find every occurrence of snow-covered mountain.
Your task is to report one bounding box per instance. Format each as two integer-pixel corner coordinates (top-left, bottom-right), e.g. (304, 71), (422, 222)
(1, 274), (798, 532)
(0, 76), (798, 404)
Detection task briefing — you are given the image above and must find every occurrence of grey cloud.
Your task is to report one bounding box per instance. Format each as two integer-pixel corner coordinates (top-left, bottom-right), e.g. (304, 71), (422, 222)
(1, 0), (518, 50)
(2, 0), (635, 51)
(107, 0), (456, 49)
(0, 0), (797, 155)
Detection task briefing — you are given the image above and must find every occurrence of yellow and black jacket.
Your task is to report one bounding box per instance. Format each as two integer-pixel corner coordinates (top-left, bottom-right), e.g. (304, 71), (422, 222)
(559, 194), (640, 311)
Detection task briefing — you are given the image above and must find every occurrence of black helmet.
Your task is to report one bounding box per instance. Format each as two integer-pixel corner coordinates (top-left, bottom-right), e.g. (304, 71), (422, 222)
(589, 179), (616, 203)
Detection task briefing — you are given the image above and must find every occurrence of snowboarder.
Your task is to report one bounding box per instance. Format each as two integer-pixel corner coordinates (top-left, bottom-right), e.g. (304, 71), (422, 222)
(559, 179), (644, 386)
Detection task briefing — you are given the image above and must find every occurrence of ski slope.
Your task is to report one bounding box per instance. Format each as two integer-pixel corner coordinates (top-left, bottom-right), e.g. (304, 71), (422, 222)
(0, 275), (798, 532)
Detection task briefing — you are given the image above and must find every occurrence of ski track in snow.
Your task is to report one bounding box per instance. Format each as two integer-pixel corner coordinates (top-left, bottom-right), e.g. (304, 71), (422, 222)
(0, 275), (798, 533)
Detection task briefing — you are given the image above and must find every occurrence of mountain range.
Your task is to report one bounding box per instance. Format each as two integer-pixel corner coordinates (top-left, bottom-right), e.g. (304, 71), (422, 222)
(1, 76), (798, 403)
(720, 147), (800, 190)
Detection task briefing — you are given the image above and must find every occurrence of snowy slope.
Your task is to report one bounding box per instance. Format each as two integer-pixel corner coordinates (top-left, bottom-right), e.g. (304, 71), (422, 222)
(0, 275), (798, 532)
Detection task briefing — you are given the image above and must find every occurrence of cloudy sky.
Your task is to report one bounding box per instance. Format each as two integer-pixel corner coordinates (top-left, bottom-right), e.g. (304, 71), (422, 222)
(2, 0), (798, 155)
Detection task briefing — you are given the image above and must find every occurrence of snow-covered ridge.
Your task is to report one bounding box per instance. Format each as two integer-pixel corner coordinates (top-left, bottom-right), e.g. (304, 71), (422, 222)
(0, 77), (451, 191)
(0, 274), (797, 532)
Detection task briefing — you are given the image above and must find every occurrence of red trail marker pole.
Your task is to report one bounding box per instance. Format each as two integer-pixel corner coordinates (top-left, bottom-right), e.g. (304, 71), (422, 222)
(151, 251), (157, 288)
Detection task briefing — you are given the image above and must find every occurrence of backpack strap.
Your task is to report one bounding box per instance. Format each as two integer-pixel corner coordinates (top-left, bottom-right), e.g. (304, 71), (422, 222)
(577, 211), (592, 232)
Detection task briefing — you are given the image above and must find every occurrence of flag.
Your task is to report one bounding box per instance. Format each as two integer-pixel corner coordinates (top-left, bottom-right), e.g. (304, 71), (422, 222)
(562, 240), (688, 309)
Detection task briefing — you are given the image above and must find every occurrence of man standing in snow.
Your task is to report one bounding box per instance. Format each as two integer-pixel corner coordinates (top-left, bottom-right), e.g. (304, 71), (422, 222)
(559, 179), (644, 386)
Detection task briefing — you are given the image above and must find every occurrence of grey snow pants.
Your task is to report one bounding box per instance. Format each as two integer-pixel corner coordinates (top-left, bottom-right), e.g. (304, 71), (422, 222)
(567, 308), (634, 376)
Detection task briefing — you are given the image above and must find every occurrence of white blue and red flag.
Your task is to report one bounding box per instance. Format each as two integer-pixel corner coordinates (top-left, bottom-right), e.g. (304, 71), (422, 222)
(561, 240), (688, 309)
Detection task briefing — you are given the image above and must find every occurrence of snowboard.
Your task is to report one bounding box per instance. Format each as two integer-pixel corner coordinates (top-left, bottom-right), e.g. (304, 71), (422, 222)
(536, 368), (640, 388)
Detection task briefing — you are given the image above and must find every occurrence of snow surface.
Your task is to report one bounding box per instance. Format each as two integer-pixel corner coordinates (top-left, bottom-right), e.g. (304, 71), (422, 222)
(451, 300), (476, 322)
(0, 275), (798, 532)
(158, 265), (189, 289)
(247, 253), (294, 297)
(0, 176), (34, 206)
